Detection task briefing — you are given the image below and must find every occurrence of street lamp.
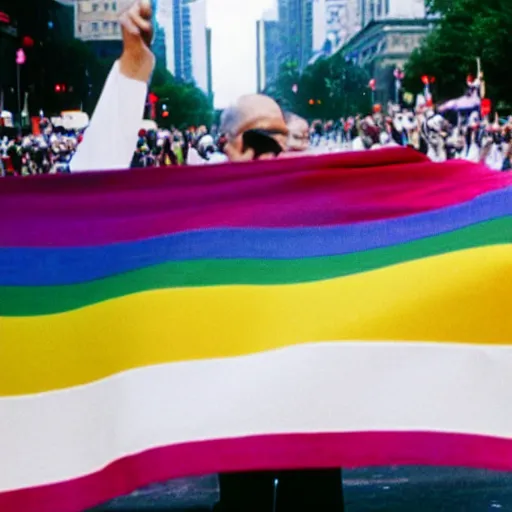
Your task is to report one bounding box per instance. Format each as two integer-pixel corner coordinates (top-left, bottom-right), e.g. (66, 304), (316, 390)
(15, 48), (26, 133)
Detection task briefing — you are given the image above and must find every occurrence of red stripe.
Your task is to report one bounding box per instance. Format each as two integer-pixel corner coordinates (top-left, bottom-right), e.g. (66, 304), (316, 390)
(1, 148), (511, 247)
(2, 431), (512, 512)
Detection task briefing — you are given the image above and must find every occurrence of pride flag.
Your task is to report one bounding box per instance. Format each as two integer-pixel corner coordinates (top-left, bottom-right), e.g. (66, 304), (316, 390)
(0, 148), (511, 512)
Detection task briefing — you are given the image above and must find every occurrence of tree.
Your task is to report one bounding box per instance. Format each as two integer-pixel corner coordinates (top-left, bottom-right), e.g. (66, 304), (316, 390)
(270, 55), (371, 119)
(152, 77), (213, 129)
(404, 0), (512, 107)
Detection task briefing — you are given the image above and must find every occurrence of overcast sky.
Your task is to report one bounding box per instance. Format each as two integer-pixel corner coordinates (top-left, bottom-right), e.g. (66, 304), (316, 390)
(207, 0), (276, 109)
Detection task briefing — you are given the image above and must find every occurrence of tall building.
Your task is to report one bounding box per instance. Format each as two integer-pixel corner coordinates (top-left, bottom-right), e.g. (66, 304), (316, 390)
(155, 0), (175, 72)
(206, 27), (213, 101)
(256, 9), (281, 93)
(172, 0), (208, 92)
(188, 0), (207, 91)
(312, 0), (361, 57)
(152, 21), (168, 68)
(360, 0), (425, 27)
(74, 0), (122, 42)
(278, 0), (313, 70)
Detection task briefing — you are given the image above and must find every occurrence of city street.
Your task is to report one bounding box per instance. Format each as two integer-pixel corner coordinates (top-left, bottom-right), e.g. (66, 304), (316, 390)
(92, 467), (512, 511)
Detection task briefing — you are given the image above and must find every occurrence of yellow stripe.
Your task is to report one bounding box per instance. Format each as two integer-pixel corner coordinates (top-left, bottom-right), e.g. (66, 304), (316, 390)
(1, 246), (511, 396)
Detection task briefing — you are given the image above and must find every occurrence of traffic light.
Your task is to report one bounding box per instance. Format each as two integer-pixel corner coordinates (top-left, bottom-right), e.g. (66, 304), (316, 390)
(308, 99), (314, 105)
(54, 84), (67, 93)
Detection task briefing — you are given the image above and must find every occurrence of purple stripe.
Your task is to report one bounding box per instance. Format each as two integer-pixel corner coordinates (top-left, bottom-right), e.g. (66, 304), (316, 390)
(1, 149), (510, 247)
(0, 187), (509, 286)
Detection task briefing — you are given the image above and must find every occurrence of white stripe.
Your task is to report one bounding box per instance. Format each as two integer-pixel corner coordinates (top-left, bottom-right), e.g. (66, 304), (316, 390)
(2, 341), (512, 492)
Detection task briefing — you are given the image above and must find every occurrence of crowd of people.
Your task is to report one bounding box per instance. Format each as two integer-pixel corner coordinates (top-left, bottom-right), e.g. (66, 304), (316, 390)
(2, 105), (511, 176)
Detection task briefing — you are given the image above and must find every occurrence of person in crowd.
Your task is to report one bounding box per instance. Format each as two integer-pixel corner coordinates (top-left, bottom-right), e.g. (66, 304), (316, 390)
(197, 134), (228, 164)
(284, 112), (310, 153)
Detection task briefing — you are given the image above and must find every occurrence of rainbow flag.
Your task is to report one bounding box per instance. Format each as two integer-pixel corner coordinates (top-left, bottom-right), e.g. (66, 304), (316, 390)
(0, 148), (511, 512)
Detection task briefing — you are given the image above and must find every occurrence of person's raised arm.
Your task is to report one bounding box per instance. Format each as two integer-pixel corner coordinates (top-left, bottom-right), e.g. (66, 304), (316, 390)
(70, 0), (155, 172)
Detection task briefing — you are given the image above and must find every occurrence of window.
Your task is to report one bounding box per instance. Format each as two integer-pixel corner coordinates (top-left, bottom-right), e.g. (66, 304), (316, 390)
(113, 21), (119, 32)
(78, 24), (82, 33)
(103, 21), (109, 31)
(112, 1), (117, 11)
(92, 3), (98, 12)
(104, 2), (109, 10)
(91, 22), (98, 32)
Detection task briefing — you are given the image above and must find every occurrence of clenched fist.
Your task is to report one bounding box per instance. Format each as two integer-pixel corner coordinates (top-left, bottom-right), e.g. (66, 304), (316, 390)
(119, 0), (155, 83)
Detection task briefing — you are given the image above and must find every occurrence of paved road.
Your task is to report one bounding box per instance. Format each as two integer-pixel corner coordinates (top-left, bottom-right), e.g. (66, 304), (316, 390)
(91, 467), (512, 511)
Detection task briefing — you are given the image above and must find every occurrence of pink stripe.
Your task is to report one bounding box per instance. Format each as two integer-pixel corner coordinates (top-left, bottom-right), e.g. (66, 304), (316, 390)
(1, 148), (511, 247)
(2, 431), (512, 512)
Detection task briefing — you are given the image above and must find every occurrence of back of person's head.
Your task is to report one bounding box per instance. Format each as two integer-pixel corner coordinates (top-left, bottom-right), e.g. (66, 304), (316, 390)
(220, 94), (288, 162)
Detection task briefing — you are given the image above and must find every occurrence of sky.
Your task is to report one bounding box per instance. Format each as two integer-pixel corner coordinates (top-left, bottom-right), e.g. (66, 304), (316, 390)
(207, 0), (276, 109)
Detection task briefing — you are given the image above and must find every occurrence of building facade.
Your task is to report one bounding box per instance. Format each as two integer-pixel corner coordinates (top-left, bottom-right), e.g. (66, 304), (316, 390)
(256, 10), (281, 93)
(312, 0), (361, 57)
(342, 17), (434, 103)
(206, 27), (213, 101)
(359, 0), (426, 27)
(74, 0), (122, 42)
(172, 0), (208, 91)
(188, 0), (207, 91)
(278, 0), (313, 70)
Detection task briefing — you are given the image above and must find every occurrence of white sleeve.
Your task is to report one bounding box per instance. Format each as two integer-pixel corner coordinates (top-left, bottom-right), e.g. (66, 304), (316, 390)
(70, 61), (148, 172)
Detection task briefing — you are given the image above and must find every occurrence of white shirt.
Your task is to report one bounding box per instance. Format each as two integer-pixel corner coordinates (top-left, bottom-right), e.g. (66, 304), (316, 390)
(70, 61), (148, 172)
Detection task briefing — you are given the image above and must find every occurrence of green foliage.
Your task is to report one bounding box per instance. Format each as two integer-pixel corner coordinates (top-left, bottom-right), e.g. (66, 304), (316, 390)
(271, 55), (371, 120)
(152, 75), (213, 129)
(404, 0), (512, 106)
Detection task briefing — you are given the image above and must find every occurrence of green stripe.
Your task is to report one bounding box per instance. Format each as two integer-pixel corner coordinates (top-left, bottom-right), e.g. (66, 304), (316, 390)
(1, 218), (510, 317)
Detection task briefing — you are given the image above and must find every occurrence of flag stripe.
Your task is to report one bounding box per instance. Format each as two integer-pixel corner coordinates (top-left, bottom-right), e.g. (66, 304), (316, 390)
(1, 152), (510, 248)
(1, 218), (510, 316)
(0, 191), (510, 286)
(1, 246), (510, 396)
(2, 432), (512, 512)
(3, 342), (512, 496)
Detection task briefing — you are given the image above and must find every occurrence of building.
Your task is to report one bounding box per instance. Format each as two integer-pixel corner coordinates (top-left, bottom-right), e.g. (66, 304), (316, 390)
(312, 0), (361, 57)
(206, 27), (213, 101)
(172, 0), (209, 92)
(155, 0), (175, 73)
(342, 16), (434, 103)
(256, 9), (281, 93)
(188, 0), (208, 91)
(359, 0), (425, 27)
(152, 21), (167, 68)
(278, 0), (314, 70)
(74, 0), (122, 42)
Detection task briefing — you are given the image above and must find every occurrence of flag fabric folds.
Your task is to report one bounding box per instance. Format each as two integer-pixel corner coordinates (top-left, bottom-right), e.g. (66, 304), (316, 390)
(0, 147), (511, 512)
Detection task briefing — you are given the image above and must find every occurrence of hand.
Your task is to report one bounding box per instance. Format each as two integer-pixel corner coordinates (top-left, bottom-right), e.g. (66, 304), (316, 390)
(119, 0), (155, 83)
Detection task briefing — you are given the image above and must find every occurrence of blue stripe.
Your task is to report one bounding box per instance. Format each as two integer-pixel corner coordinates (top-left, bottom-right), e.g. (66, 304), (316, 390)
(0, 188), (510, 286)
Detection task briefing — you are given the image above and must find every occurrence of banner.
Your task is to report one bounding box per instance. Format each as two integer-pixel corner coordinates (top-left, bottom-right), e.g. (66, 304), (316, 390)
(0, 148), (511, 512)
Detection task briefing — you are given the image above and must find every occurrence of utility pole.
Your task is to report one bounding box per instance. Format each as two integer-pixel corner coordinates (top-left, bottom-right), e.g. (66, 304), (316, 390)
(476, 57), (485, 99)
